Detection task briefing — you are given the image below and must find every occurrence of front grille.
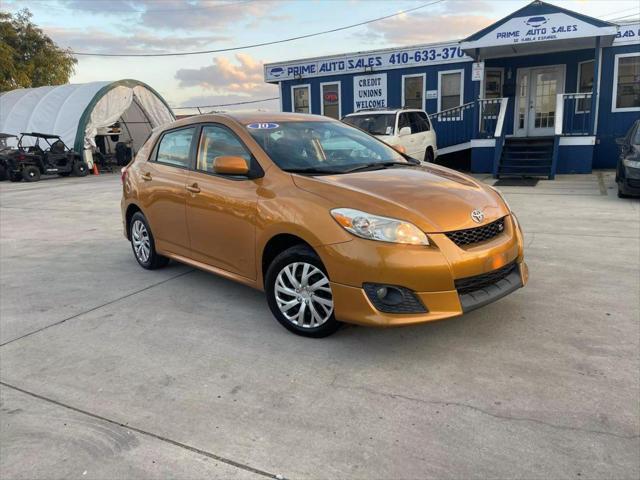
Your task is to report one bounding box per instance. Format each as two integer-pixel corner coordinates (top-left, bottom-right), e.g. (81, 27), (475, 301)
(627, 179), (640, 188)
(445, 217), (506, 247)
(455, 262), (518, 295)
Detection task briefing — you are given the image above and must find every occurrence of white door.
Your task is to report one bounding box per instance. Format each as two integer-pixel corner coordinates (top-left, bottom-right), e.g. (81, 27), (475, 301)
(515, 66), (564, 137)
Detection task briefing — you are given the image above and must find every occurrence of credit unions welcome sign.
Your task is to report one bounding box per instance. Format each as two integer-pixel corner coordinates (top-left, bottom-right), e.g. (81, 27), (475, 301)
(353, 74), (387, 111)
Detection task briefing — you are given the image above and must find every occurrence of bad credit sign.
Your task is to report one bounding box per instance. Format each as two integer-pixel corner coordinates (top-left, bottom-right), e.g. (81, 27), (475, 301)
(353, 74), (387, 111)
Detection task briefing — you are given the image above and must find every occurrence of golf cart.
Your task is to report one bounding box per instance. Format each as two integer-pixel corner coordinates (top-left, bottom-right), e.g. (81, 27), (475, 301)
(2, 132), (89, 182)
(0, 133), (18, 180)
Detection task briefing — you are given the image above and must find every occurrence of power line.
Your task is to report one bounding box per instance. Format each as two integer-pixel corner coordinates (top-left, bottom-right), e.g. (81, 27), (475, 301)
(70, 0), (446, 57)
(608, 13), (640, 22)
(173, 96), (280, 109)
(602, 6), (640, 19)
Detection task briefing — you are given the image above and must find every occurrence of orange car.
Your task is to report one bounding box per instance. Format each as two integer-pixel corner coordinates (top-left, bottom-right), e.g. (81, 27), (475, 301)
(121, 113), (527, 337)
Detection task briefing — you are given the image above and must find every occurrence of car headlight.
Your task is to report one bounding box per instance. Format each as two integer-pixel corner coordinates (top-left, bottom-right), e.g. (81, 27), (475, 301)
(331, 208), (429, 245)
(490, 186), (512, 212)
(623, 157), (640, 169)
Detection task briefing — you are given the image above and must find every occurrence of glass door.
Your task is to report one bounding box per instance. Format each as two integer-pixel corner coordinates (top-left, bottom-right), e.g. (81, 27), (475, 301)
(515, 66), (564, 137)
(529, 67), (563, 136)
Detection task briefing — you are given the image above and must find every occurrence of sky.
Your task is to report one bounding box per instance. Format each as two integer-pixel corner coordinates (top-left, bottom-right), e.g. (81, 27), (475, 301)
(3, 0), (639, 113)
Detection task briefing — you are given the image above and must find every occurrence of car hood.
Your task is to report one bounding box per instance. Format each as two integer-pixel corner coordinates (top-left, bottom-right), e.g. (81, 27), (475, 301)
(292, 164), (508, 233)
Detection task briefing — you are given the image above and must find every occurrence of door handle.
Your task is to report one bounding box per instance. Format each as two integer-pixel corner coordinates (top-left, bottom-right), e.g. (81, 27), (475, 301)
(186, 183), (201, 194)
(141, 172), (152, 181)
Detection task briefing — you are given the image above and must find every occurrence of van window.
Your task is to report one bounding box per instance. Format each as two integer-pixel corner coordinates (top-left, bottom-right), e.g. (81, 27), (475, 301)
(155, 128), (194, 168)
(408, 112), (429, 133)
(197, 125), (251, 174)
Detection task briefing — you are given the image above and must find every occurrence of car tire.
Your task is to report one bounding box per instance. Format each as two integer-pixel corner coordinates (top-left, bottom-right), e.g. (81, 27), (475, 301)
(73, 161), (89, 177)
(265, 245), (341, 338)
(617, 187), (630, 198)
(129, 212), (170, 270)
(425, 147), (434, 163)
(22, 165), (41, 182)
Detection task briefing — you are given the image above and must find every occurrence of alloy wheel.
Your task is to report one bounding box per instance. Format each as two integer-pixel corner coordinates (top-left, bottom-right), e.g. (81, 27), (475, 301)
(274, 262), (333, 328)
(131, 219), (151, 263)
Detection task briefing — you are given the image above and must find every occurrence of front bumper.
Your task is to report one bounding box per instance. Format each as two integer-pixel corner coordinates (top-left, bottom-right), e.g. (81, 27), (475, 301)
(619, 165), (640, 196)
(329, 261), (527, 327)
(318, 214), (527, 327)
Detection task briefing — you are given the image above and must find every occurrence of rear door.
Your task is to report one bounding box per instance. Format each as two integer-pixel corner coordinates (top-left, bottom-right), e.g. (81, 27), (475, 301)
(137, 126), (195, 257)
(397, 112), (418, 156)
(185, 124), (259, 280)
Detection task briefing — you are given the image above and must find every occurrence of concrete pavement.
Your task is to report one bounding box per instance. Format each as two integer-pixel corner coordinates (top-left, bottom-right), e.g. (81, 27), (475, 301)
(1, 172), (638, 479)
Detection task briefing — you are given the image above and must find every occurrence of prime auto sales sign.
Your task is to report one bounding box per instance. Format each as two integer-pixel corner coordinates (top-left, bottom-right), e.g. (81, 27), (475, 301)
(467, 13), (617, 48)
(264, 43), (470, 82)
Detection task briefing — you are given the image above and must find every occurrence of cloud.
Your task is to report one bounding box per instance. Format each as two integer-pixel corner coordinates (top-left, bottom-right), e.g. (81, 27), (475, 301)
(174, 53), (278, 110)
(357, 13), (495, 45)
(57, 0), (285, 31)
(45, 27), (228, 54)
(175, 53), (269, 92)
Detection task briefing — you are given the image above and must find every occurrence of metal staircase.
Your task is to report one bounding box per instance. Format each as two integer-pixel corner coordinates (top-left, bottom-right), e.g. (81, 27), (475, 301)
(496, 137), (555, 179)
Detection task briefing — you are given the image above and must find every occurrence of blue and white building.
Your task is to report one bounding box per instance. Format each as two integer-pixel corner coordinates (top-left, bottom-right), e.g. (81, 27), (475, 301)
(264, 1), (640, 177)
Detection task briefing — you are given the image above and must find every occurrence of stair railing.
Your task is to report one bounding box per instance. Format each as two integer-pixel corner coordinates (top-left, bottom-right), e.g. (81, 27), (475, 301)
(555, 93), (593, 136)
(429, 101), (475, 149)
(492, 98), (509, 177)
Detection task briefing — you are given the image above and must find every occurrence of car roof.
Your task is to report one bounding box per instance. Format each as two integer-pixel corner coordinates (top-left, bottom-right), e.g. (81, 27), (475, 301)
(20, 132), (62, 139)
(0, 133), (17, 139)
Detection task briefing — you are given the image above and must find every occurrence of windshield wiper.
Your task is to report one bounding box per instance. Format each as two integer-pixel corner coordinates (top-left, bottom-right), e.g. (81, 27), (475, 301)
(339, 160), (418, 174)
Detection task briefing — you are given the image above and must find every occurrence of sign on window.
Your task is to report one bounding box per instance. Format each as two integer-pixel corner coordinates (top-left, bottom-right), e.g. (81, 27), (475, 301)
(353, 74), (387, 111)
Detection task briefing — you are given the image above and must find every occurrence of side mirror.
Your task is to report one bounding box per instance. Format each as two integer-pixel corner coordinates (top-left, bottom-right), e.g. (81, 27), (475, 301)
(213, 156), (249, 176)
(398, 126), (412, 137)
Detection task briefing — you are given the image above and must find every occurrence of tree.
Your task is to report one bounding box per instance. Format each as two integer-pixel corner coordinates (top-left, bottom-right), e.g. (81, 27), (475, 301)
(0, 9), (77, 92)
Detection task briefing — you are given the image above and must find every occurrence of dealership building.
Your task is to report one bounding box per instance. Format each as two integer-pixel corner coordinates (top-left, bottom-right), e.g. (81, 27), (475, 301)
(264, 1), (640, 177)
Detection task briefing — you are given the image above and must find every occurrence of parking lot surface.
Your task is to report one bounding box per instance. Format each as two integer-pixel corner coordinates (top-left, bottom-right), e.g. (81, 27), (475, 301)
(1, 172), (638, 479)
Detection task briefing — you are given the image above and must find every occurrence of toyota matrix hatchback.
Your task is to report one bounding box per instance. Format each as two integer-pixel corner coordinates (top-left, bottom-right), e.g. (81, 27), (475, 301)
(122, 113), (527, 337)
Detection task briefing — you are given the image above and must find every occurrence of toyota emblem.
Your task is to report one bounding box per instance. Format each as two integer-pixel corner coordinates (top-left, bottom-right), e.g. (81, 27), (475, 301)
(471, 209), (484, 223)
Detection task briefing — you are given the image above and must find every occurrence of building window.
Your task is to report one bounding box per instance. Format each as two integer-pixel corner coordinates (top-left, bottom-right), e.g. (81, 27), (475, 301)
(292, 85), (311, 113)
(577, 60), (594, 113)
(613, 53), (640, 112)
(320, 82), (341, 119)
(483, 68), (503, 118)
(438, 70), (464, 113)
(402, 74), (425, 110)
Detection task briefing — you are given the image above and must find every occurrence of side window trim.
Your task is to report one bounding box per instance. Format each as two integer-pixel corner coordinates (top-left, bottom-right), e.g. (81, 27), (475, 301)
(151, 126), (197, 170)
(194, 122), (264, 180)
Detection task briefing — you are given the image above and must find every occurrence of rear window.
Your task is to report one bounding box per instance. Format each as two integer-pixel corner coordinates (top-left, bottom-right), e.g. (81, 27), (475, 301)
(343, 114), (395, 136)
(155, 128), (194, 168)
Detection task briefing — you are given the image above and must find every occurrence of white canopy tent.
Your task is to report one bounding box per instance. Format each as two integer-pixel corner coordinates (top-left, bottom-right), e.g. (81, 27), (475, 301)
(0, 79), (174, 166)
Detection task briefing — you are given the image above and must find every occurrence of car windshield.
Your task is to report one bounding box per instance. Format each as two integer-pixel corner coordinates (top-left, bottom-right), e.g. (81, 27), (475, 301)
(245, 121), (410, 174)
(342, 114), (396, 136)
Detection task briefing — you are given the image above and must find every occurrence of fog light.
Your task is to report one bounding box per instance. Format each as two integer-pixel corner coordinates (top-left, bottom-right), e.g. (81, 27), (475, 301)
(363, 283), (427, 314)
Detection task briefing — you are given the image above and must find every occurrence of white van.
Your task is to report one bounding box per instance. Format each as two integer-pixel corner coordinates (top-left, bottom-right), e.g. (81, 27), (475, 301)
(343, 108), (437, 162)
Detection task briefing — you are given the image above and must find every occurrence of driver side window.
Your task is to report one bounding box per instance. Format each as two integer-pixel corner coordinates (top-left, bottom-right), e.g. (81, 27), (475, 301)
(197, 125), (251, 174)
(398, 113), (410, 133)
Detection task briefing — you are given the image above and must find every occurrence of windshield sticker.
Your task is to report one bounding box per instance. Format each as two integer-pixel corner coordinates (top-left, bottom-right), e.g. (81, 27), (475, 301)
(385, 126), (393, 135)
(247, 122), (280, 130)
